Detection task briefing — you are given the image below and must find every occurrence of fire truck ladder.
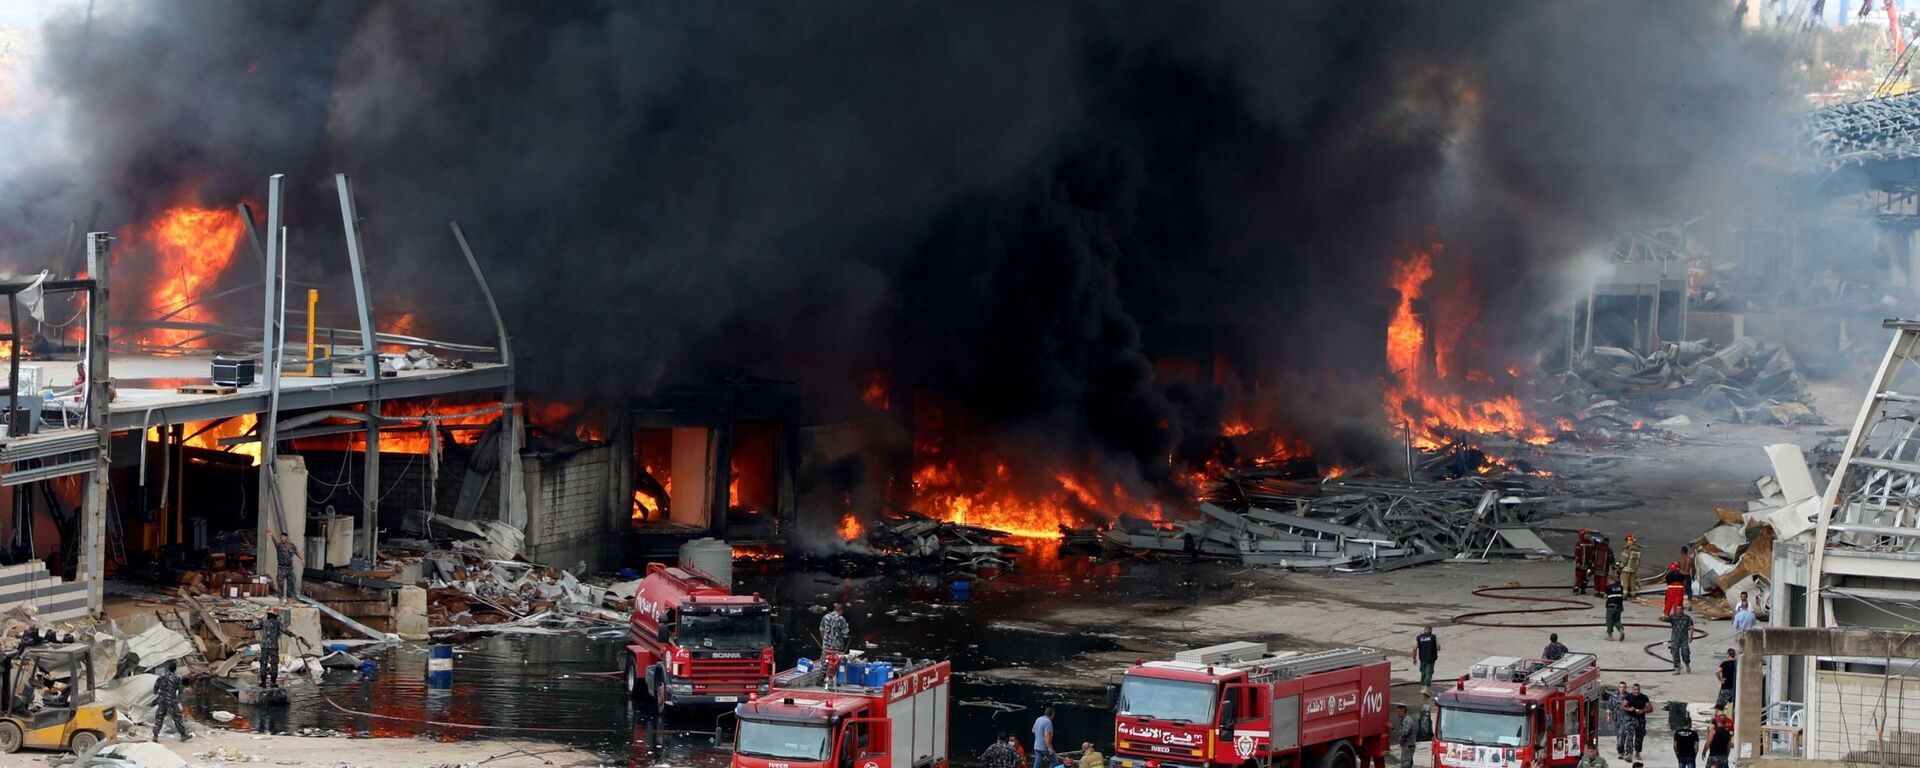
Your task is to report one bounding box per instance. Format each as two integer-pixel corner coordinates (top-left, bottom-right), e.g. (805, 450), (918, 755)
(1522, 654), (1593, 689)
(1175, 643), (1385, 680)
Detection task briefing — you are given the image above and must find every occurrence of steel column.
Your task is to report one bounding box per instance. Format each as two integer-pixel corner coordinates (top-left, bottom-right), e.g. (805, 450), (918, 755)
(79, 232), (111, 614)
(335, 174), (381, 561)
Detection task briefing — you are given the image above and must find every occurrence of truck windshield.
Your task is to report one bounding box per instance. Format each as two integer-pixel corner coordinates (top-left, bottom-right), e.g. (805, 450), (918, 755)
(1117, 675), (1216, 724)
(1437, 707), (1527, 747)
(738, 719), (831, 761)
(679, 613), (771, 651)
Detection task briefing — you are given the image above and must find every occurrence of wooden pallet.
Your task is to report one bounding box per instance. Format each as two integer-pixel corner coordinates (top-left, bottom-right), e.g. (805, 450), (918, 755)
(175, 384), (237, 395)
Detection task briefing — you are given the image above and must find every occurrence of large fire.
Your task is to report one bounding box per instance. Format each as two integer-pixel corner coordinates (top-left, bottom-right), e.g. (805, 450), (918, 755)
(1382, 242), (1554, 450)
(909, 458), (1167, 539)
(122, 202), (245, 349)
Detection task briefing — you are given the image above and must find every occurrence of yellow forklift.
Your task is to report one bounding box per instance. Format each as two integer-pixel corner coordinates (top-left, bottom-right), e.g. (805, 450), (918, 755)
(0, 642), (117, 753)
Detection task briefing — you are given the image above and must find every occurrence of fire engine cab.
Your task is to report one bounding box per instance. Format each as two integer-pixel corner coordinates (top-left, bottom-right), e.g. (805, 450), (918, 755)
(1432, 653), (1600, 768)
(624, 563), (775, 708)
(732, 655), (951, 768)
(1110, 643), (1391, 768)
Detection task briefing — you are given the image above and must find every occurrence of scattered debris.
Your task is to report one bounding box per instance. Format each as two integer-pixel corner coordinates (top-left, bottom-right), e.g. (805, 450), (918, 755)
(842, 510), (1027, 572)
(1083, 473), (1555, 571)
(1554, 338), (1819, 426)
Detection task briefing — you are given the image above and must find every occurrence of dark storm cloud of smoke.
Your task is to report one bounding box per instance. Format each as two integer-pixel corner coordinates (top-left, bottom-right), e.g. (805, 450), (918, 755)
(5, 2), (1788, 505)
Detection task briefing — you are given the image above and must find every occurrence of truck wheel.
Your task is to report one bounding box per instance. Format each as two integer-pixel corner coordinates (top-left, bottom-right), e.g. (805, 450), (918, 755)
(625, 661), (641, 699)
(1314, 741), (1356, 768)
(648, 667), (669, 711)
(0, 721), (20, 753)
(68, 731), (98, 754)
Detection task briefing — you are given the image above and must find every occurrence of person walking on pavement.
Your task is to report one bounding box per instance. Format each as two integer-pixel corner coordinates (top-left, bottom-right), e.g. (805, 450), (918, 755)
(1715, 650), (1737, 708)
(1542, 633), (1569, 661)
(1575, 742), (1608, 768)
(1671, 719), (1699, 768)
(1573, 530), (1593, 595)
(151, 661), (192, 742)
(1662, 561), (1687, 617)
(1032, 707), (1056, 768)
(1591, 535), (1615, 595)
(1608, 681), (1630, 758)
(1414, 626), (1440, 688)
(820, 603), (851, 656)
(274, 532), (304, 600)
(1604, 580), (1627, 641)
(245, 606), (296, 689)
(1391, 704), (1417, 768)
(1618, 534), (1642, 600)
(982, 734), (1021, 768)
(1666, 606), (1695, 674)
(1704, 719), (1732, 768)
(1620, 683), (1652, 761)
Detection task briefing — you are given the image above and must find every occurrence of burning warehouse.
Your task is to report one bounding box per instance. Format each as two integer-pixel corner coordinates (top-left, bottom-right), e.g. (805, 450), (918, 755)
(0, 0), (1907, 765)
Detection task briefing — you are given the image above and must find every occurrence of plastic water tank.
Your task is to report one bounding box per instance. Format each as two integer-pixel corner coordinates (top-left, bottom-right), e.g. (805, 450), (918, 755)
(679, 538), (734, 588)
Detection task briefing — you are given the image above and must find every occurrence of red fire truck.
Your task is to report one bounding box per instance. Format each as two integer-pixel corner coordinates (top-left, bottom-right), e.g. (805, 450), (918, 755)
(624, 563), (775, 709)
(1431, 653), (1601, 768)
(1109, 643), (1392, 768)
(732, 655), (951, 768)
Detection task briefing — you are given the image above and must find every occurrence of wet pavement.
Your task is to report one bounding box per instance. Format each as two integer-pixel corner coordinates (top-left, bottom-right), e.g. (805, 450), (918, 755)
(183, 541), (1249, 766)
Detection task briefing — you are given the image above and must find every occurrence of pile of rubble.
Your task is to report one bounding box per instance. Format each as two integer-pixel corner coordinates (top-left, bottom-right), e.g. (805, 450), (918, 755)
(848, 510), (1026, 571)
(1679, 443), (1814, 617)
(1084, 473), (1557, 570)
(1550, 337), (1818, 427)
(410, 547), (630, 636)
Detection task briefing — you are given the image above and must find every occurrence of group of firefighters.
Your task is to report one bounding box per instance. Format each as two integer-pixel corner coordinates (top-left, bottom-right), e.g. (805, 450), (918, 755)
(1571, 529), (1706, 674)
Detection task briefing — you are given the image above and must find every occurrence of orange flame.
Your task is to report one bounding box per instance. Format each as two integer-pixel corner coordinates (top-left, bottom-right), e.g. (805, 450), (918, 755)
(1383, 242), (1555, 450)
(632, 467), (670, 522)
(838, 513), (865, 541)
(126, 203), (244, 349)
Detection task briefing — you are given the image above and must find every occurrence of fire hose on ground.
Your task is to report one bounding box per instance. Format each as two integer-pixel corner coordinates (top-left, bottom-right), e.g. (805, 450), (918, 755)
(1449, 584), (1710, 674)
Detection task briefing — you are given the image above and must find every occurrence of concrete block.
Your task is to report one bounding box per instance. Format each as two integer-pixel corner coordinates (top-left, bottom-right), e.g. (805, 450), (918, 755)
(395, 586), (428, 638)
(283, 604), (322, 657)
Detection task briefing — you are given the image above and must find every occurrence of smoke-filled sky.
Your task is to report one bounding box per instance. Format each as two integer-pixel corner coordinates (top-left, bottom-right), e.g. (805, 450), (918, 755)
(0, 1), (1790, 499)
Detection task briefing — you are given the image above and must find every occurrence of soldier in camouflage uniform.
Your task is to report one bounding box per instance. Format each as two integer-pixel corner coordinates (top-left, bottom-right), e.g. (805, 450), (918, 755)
(274, 533), (303, 600)
(981, 734), (1022, 768)
(1666, 606), (1695, 674)
(819, 603), (850, 656)
(151, 661), (191, 741)
(245, 606), (295, 688)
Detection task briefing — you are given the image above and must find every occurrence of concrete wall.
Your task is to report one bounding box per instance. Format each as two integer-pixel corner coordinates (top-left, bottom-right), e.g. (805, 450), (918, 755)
(0, 560), (87, 623)
(1808, 669), (1920, 764)
(523, 444), (623, 569)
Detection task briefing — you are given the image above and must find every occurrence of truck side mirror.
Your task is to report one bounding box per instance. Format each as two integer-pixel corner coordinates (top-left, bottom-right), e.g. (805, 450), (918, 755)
(1102, 683), (1120, 711)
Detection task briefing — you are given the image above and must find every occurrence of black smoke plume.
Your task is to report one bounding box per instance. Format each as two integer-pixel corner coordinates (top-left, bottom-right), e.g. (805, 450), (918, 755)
(2, 2), (1787, 516)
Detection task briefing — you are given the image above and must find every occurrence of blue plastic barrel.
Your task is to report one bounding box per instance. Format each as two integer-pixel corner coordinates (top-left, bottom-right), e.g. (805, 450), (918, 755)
(426, 644), (453, 688)
(838, 660), (864, 685)
(327, 643), (350, 653)
(797, 657), (813, 672)
(865, 662), (892, 687)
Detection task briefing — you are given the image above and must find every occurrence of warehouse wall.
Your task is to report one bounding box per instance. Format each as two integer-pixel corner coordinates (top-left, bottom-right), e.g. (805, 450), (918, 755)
(1808, 669), (1920, 764)
(523, 444), (622, 569)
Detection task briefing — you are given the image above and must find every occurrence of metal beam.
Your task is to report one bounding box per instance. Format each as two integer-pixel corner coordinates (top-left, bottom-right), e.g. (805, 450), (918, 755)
(451, 222), (524, 534)
(80, 232), (111, 614)
(103, 364), (511, 431)
(336, 174), (381, 561)
(257, 175), (289, 584)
